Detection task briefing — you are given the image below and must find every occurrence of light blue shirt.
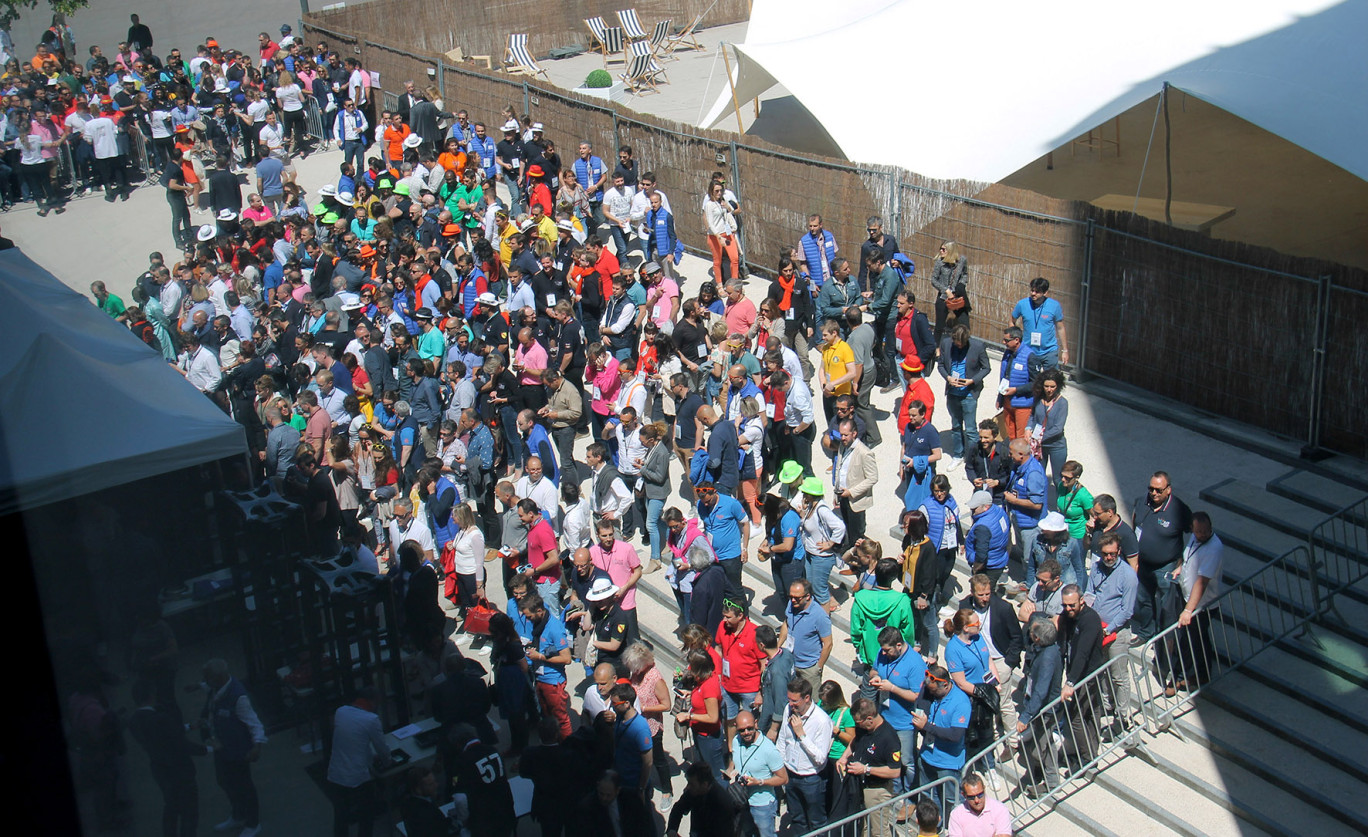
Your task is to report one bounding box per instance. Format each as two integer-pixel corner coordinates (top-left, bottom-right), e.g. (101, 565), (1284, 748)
(730, 733), (785, 807)
(784, 600), (831, 668)
(1087, 558), (1138, 633)
(1011, 296), (1065, 353)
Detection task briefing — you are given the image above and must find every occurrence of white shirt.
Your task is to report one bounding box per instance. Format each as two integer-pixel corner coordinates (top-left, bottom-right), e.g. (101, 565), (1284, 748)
(452, 526), (486, 575)
(348, 68), (369, 105)
(389, 515), (435, 558)
(590, 465), (633, 517)
(159, 281), (184, 320)
(561, 498), (593, 550)
(614, 374), (648, 419)
(583, 685), (641, 718)
(326, 703), (388, 788)
(179, 346), (221, 392)
(776, 702), (834, 776)
(1180, 533), (1224, 611)
(81, 117), (120, 159)
(784, 380), (816, 429)
(629, 189), (672, 237)
(615, 424), (647, 477)
(275, 83), (304, 112)
(149, 108), (172, 139)
(703, 199), (737, 236)
(259, 121), (285, 151)
(516, 475), (559, 517)
(206, 278), (230, 317)
(246, 99), (271, 126)
(603, 185), (635, 228)
(318, 387), (348, 425)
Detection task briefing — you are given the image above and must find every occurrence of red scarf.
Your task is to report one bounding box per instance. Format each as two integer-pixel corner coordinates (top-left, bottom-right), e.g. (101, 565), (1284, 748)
(775, 273), (796, 310)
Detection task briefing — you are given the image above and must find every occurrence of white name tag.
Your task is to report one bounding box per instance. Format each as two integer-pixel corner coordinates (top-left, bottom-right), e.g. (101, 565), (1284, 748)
(785, 308), (794, 320)
(895, 338), (903, 353)
(592, 385), (602, 401)
(1030, 332), (1042, 347)
(545, 293), (556, 306)
(674, 423), (682, 440)
(765, 404), (776, 419)
(510, 158), (520, 168)
(482, 157), (492, 168)
(722, 659), (732, 679)
(697, 344), (707, 359)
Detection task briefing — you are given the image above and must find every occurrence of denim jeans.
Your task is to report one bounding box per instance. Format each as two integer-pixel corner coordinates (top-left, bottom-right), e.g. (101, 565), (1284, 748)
(946, 392), (978, 459)
(341, 139), (365, 174)
(1064, 537), (1088, 589)
(770, 558), (806, 612)
(750, 799), (778, 837)
(500, 405), (525, 469)
(921, 764), (961, 810)
(806, 551), (837, 604)
(1040, 440), (1068, 494)
(1034, 347), (1060, 370)
(607, 224), (631, 262)
(536, 580), (561, 617)
(786, 771), (827, 833)
(694, 729), (727, 785)
(503, 172), (525, 214)
(646, 498), (665, 566)
(673, 586), (692, 627)
(893, 726), (918, 795)
(1015, 523), (1039, 588)
(722, 690), (759, 720)
(1134, 562), (1176, 643)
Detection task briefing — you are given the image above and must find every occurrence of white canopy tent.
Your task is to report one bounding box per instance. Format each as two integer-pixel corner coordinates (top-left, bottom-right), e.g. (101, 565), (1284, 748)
(0, 249), (246, 515)
(703, 0), (1368, 184)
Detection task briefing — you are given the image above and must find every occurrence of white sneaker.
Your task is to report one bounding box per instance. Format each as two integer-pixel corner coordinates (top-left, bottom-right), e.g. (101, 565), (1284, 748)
(239, 826), (262, 837)
(946, 456), (964, 471)
(985, 771), (1001, 792)
(214, 818), (243, 832)
(656, 794), (673, 812)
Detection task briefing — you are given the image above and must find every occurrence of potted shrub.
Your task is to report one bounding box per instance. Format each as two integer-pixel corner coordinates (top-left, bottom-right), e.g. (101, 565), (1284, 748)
(573, 68), (627, 102)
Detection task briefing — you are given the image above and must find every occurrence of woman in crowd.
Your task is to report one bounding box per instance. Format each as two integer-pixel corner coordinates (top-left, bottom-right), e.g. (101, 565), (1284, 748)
(944, 608), (999, 772)
(638, 422), (673, 573)
(1055, 459), (1094, 583)
(820, 680), (860, 825)
(900, 509), (939, 659)
(736, 397), (765, 523)
(446, 504), (485, 622)
(623, 642), (675, 810)
(919, 474), (962, 612)
(1028, 368), (1069, 492)
(487, 611), (533, 757)
(929, 240), (970, 342)
(675, 649), (724, 784)
(664, 507), (705, 625)
(703, 179), (740, 283)
(798, 478), (846, 614)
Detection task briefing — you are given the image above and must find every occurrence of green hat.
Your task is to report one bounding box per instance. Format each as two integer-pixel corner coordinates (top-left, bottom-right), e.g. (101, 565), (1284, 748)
(376, 176), (395, 191)
(321, 211), (341, 224)
(799, 476), (826, 497)
(311, 202), (327, 216)
(778, 461), (803, 484)
(393, 181), (411, 196)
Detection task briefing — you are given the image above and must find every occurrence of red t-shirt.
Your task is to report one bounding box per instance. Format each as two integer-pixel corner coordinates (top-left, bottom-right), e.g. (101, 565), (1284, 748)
(716, 619), (768, 693)
(527, 519), (559, 582)
(690, 673), (722, 736)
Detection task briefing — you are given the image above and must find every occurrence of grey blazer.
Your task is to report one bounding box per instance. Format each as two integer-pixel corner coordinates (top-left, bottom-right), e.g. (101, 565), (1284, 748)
(937, 336), (992, 394)
(639, 440), (673, 501)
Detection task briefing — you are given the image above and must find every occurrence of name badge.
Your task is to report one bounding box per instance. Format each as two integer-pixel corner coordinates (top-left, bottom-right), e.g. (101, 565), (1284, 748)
(674, 423), (682, 440)
(592, 384), (602, 401)
(722, 659), (732, 679)
(895, 338), (903, 353)
(785, 308), (794, 320)
(1030, 332), (1042, 347)
(697, 344), (707, 359)
(545, 293), (556, 306)
(765, 404), (776, 419)
(482, 157), (492, 168)
(510, 158), (520, 169)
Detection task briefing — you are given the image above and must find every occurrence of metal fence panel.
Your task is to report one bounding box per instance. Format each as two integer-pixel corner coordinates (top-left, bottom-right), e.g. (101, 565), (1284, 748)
(801, 774), (960, 837)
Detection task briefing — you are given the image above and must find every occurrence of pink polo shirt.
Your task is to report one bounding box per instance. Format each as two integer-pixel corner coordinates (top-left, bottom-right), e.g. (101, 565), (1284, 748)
(947, 796), (1013, 837)
(724, 297), (756, 338)
(649, 277), (680, 328)
(591, 539), (643, 611)
(589, 356), (621, 416)
(515, 340), (548, 386)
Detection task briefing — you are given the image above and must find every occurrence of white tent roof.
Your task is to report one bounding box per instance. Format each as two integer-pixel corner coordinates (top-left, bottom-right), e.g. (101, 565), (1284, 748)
(0, 249), (246, 515)
(703, 0), (1368, 184)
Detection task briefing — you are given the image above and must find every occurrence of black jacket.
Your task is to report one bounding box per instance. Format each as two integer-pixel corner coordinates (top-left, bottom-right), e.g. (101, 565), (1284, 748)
(666, 781), (738, 836)
(965, 440), (1012, 503)
(1060, 604), (1106, 685)
(958, 592), (1024, 670)
(690, 563), (727, 635)
(768, 274), (815, 334)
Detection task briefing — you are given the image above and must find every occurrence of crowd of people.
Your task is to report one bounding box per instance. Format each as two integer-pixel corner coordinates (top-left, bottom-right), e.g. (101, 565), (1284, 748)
(47, 13), (1229, 837)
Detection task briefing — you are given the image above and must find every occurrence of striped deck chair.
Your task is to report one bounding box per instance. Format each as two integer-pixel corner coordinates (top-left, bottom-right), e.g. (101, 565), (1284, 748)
(618, 9), (649, 41)
(665, 11), (707, 55)
(601, 25), (627, 67)
(649, 19), (676, 61)
(504, 33), (549, 79)
(585, 16), (610, 53)
(630, 39), (668, 85)
(619, 46), (660, 95)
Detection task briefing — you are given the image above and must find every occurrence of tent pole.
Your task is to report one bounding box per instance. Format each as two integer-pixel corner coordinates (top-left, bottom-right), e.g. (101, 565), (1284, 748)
(720, 43), (745, 135)
(1162, 81), (1173, 225)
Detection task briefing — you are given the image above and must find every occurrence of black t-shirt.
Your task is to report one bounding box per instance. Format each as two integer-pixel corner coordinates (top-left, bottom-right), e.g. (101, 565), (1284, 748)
(1132, 495), (1192, 569)
(593, 602), (633, 664)
(848, 720), (903, 788)
(550, 318), (585, 374)
(530, 271), (565, 316)
(481, 312), (510, 354)
(675, 393), (705, 448)
(568, 567), (610, 613)
(306, 468), (342, 530)
(496, 139), (523, 172)
(488, 368), (523, 411)
(613, 160), (638, 187)
(1089, 519), (1141, 564)
(453, 741), (515, 830)
(673, 318), (707, 368)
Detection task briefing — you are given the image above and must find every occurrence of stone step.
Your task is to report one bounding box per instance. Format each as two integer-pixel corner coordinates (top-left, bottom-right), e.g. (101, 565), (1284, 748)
(1169, 697), (1368, 829)
(1030, 779), (1181, 837)
(1019, 808), (1112, 837)
(1198, 671), (1368, 787)
(1218, 548), (1368, 648)
(1093, 753), (1275, 837)
(1212, 515), (1307, 564)
(1202, 479), (1368, 554)
(1266, 468), (1368, 517)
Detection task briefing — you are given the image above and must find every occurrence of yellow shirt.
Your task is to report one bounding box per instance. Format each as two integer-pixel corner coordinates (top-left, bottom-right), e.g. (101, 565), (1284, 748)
(822, 340), (856, 395)
(535, 214), (557, 244)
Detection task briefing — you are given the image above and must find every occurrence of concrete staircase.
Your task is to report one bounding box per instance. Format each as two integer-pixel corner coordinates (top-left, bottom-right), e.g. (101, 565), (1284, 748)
(1010, 468), (1368, 836)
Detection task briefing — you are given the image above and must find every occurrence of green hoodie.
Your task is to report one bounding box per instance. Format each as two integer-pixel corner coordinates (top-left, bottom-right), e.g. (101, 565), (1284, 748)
(850, 587), (916, 665)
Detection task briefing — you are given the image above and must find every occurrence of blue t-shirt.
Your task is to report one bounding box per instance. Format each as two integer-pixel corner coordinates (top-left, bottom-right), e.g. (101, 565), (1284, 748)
(785, 601), (832, 668)
(614, 713), (653, 788)
(902, 420), (942, 460)
(945, 634), (992, 686)
(393, 424), (417, 460)
(531, 616), (569, 685)
(700, 494), (748, 560)
(505, 599), (535, 641)
(948, 345), (971, 396)
(873, 646), (926, 730)
(1011, 297), (1065, 353)
(255, 157), (284, 197)
(920, 688), (972, 769)
(772, 508), (806, 564)
(730, 734), (785, 807)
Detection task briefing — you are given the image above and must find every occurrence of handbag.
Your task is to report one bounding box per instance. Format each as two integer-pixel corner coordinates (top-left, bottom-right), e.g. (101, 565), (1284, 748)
(945, 294), (967, 312)
(463, 598), (498, 635)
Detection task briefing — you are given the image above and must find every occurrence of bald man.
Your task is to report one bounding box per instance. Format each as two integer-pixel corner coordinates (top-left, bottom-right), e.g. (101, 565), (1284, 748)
(729, 708), (788, 836)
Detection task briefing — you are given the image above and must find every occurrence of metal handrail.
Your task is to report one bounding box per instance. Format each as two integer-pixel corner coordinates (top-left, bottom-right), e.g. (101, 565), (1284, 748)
(801, 774), (960, 836)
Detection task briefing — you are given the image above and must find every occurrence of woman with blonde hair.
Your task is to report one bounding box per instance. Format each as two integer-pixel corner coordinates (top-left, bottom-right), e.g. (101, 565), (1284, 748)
(273, 69), (309, 157)
(446, 503), (485, 615)
(929, 240), (970, 342)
